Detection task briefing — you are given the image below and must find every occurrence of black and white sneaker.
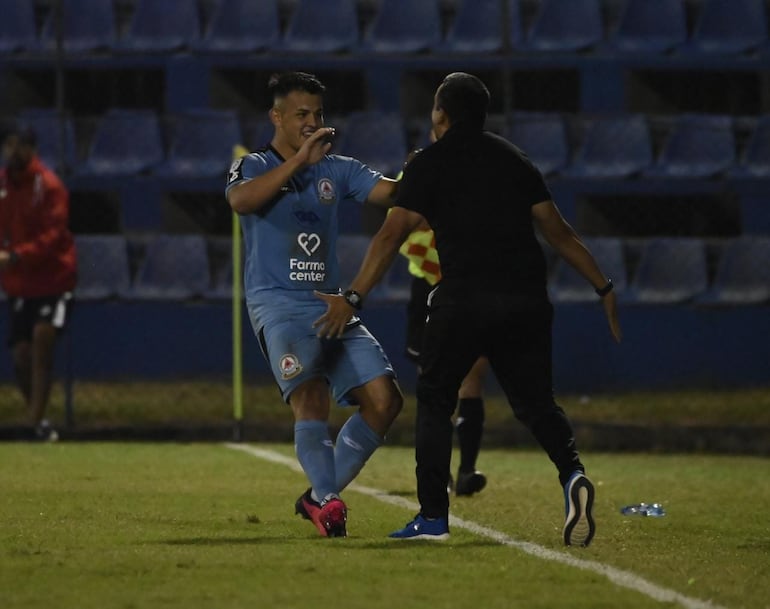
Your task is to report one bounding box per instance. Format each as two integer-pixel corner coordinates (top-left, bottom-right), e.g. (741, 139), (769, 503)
(563, 471), (595, 547)
(34, 420), (59, 442)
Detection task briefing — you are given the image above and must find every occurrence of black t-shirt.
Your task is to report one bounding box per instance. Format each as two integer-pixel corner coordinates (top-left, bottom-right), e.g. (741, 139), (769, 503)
(396, 124), (552, 298)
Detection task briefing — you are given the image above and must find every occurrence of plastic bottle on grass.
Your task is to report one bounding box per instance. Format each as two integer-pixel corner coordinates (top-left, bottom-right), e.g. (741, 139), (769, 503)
(620, 503), (666, 517)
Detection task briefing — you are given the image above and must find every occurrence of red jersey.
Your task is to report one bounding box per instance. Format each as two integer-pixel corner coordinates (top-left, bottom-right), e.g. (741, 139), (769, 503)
(0, 156), (77, 298)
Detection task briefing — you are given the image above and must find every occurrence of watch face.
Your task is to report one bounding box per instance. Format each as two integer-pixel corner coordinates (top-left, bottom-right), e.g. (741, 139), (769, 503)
(345, 290), (361, 307)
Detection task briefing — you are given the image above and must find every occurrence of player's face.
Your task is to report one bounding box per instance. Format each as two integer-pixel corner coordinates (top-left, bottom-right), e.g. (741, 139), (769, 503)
(272, 91), (325, 152)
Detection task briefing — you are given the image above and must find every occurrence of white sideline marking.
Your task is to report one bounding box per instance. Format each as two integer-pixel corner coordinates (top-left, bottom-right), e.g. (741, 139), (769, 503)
(225, 443), (727, 609)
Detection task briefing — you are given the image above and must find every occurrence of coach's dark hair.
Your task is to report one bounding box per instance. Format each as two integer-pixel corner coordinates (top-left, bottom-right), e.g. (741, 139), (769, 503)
(436, 72), (490, 130)
(268, 72), (326, 103)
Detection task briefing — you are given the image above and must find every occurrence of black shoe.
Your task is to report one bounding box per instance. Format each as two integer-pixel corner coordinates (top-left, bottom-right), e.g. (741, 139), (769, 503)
(33, 420), (59, 442)
(455, 469), (487, 496)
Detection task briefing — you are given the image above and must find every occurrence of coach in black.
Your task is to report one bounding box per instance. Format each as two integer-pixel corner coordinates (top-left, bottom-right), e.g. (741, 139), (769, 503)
(314, 72), (621, 546)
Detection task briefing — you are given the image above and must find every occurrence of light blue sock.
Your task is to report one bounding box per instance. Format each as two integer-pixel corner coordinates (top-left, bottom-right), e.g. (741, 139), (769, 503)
(294, 420), (337, 501)
(334, 413), (383, 492)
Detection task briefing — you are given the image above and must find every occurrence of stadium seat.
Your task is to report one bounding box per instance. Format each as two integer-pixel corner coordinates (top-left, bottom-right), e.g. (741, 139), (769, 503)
(194, 0), (280, 53)
(280, 0), (358, 53)
(683, 0), (768, 55)
(74, 234), (131, 300)
(76, 109), (164, 177)
(39, 0), (117, 53)
(644, 114), (735, 178)
(118, 0), (201, 53)
(155, 109), (242, 179)
(127, 234), (211, 300)
(440, 0), (519, 53)
(205, 237), (240, 300)
(731, 115), (770, 178)
(337, 111), (408, 177)
(18, 109), (78, 174)
(523, 0), (603, 52)
(697, 237), (770, 305)
(549, 238), (627, 302)
(623, 238), (708, 304)
(606, 0), (687, 53)
(506, 112), (569, 176)
(563, 115), (653, 178)
(361, 0), (442, 53)
(0, 0), (38, 53)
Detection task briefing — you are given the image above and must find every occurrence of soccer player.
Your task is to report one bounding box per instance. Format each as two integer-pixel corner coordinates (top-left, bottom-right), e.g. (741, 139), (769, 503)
(314, 72), (621, 546)
(225, 72), (403, 538)
(0, 122), (77, 441)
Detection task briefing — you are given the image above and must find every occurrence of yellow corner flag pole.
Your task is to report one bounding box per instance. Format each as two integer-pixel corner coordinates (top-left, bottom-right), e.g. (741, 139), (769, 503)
(231, 144), (248, 442)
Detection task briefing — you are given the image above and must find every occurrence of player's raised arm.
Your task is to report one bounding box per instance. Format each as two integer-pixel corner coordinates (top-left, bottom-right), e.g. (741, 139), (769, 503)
(227, 127), (334, 214)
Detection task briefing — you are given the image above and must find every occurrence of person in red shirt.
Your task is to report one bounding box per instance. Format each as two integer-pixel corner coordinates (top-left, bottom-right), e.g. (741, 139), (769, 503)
(0, 123), (77, 441)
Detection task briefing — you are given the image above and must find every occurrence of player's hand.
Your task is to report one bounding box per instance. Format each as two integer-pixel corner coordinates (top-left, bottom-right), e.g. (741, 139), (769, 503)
(312, 290), (354, 339)
(601, 291), (622, 343)
(296, 127), (334, 167)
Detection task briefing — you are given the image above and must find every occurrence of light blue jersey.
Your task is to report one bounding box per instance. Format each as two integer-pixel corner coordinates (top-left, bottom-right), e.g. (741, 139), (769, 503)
(225, 145), (394, 405)
(226, 146), (381, 307)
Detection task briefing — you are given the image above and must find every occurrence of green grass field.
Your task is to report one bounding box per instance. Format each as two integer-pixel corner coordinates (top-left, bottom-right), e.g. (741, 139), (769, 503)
(1, 443), (767, 609)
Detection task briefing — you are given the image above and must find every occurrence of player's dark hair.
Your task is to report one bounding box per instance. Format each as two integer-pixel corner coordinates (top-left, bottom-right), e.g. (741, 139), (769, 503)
(268, 72), (326, 104)
(436, 72), (490, 130)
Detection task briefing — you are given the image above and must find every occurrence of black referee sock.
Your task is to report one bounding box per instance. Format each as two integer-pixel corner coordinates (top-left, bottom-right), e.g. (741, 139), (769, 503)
(456, 398), (485, 472)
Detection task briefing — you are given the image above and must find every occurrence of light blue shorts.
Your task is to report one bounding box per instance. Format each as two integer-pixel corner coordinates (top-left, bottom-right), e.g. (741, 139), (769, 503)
(248, 295), (395, 405)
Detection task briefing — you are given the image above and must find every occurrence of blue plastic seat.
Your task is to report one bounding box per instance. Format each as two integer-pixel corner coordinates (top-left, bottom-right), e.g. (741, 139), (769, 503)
(697, 237), (770, 305)
(18, 109), (77, 174)
(563, 115), (653, 178)
(281, 0), (358, 52)
(0, 0), (38, 53)
(607, 0), (687, 53)
(74, 234), (131, 300)
(127, 235), (211, 300)
(361, 0), (442, 53)
(623, 238), (708, 304)
(441, 0), (521, 53)
(118, 0), (201, 52)
(506, 112), (569, 176)
(524, 0), (603, 52)
(338, 111), (407, 178)
(155, 109), (242, 178)
(731, 115), (770, 178)
(194, 0), (280, 53)
(550, 238), (627, 303)
(683, 0), (768, 55)
(645, 114), (735, 179)
(77, 109), (164, 177)
(39, 0), (117, 52)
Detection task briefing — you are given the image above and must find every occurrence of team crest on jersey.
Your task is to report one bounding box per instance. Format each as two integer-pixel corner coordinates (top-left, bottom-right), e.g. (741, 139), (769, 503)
(317, 178), (336, 204)
(279, 354), (303, 380)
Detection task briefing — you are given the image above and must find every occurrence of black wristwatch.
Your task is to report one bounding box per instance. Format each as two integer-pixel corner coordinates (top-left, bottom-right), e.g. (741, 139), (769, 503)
(595, 279), (614, 297)
(343, 289), (363, 310)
